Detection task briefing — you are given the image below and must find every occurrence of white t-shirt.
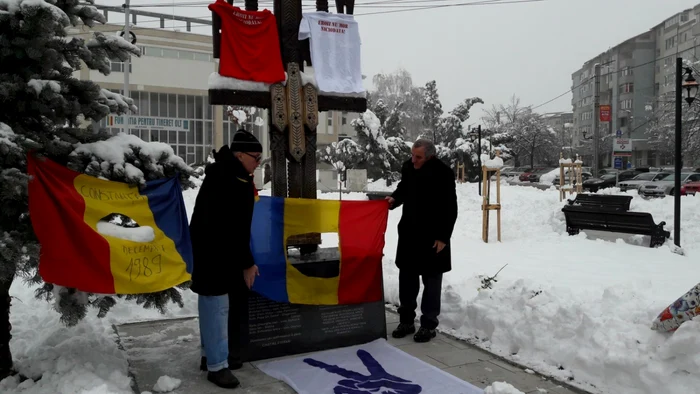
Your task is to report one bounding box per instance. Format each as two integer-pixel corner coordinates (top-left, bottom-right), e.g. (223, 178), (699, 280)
(299, 12), (364, 94)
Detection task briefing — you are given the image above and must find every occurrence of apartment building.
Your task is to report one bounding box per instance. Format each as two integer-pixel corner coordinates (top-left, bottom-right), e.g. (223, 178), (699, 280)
(571, 3), (700, 167)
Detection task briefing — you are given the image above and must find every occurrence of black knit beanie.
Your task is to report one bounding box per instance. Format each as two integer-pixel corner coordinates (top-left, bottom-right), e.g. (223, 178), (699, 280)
(230, 129), (262, 153)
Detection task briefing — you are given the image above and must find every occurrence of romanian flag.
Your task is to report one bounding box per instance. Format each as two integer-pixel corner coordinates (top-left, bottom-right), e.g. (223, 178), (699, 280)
(250, 196), (388, 305)
(27, 154), (193, 295)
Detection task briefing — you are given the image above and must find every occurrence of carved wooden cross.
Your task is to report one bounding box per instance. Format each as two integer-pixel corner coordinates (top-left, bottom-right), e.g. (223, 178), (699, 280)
(209, 0), (366, 251)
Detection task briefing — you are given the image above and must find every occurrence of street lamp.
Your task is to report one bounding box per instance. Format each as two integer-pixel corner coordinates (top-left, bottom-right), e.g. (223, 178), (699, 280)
(468, 125), (482, 196)
(673, 60), (698, 249)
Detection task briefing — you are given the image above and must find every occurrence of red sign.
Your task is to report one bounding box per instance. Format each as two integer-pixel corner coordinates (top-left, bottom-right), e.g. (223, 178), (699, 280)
(600, 105), (611, 122)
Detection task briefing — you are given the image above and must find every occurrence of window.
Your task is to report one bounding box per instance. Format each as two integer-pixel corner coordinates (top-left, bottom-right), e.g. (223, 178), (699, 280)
(168, 94), (176, 118)
(666, 37), (677, 50)
(620, 83), (634, 93)
(620, 100), (633, 110)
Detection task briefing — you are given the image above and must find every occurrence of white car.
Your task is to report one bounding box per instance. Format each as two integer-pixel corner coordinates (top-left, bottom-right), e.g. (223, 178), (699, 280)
(618, 172), (671, 192)
(638, 172), (700, 197)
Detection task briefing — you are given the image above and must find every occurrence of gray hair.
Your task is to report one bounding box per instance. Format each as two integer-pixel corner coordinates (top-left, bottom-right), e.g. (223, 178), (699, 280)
(413, 138), (436, 158)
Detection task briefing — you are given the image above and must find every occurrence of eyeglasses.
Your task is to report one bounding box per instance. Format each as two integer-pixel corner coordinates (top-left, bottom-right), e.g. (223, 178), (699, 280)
(244, 153), (262, 163)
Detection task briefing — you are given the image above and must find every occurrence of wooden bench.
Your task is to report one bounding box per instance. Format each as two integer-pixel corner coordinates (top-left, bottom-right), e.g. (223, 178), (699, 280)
(561, 205), (670, 248)
(567, 193), (632, 212)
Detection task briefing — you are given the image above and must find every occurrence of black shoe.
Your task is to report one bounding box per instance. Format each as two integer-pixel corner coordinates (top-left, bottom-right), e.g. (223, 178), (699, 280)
(207, 368), (240, 389)
(413, 327), (437, 343)
(200, 356), (207, 371)
(391, 323), (416, 338)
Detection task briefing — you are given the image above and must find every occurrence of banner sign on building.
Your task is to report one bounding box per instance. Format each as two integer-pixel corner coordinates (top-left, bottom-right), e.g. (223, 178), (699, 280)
(108, 115), (190, 132)
(599, 105), (612, 122)
(613, 138), (632, 157)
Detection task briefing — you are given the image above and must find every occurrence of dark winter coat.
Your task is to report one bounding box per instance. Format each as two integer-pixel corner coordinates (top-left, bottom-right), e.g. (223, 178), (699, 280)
(390, 157), (458, 275)
(189, 146), (256, 296)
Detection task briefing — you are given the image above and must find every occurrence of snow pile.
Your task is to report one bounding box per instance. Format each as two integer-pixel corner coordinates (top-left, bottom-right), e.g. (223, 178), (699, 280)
(538, 168), (559, 184)
(152, 376), (181, 393)
(484, 156), (504, 169)
(484, 382), (525, 394)
(27, 79), (61, 96)
(366, 178), (395, 192)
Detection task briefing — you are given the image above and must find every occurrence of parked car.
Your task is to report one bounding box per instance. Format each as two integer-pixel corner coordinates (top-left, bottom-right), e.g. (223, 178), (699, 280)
(681, 181), (700, 196)
(490, 166), (514, 180)
(552, 171), (593, 185)
(618, 171), (671, 192)
(638, 172), (700, 197)
(501, 167), (528, 180)
(582, 173), (619, 192)
(519, 168), (537, 182)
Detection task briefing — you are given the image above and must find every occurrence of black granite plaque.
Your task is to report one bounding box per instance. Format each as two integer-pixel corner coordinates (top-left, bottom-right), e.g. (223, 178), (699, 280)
(245, 248), (387, 361)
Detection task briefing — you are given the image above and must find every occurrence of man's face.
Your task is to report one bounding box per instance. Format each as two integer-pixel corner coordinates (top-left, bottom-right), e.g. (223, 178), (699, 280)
(238, 151), (262, 174)
(411, 146), (428, 169)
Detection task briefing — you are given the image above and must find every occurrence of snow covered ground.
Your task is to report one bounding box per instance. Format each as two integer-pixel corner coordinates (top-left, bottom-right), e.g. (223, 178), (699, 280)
(3, 180), (700, 394)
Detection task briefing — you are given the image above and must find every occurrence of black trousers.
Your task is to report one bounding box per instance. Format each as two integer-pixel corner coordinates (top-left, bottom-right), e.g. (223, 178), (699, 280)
(397, 270), (443, 330)
(228, 279), (250, 362)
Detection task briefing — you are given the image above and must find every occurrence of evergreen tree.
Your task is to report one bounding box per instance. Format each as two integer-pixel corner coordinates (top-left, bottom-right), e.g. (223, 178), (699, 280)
(0, 0), (194, 378)
(421, 80), (443, 142)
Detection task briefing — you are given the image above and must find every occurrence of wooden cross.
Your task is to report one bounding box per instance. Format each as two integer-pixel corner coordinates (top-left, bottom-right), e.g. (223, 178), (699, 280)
(209, 0), (367, 251)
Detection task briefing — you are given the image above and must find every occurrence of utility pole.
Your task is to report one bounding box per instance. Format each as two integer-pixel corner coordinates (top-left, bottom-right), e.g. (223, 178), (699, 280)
(593, 63), (601, 176)
(123, 0), (131, 135)
(674, 58), (682, 247)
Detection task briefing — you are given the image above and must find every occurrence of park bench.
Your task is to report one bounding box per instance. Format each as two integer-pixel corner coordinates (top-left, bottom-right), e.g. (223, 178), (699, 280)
(567, 193), (632, 212)
(561, 204), (670, 248)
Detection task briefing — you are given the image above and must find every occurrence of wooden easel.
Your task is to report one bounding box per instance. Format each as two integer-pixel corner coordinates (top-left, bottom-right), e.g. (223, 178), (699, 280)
(456, 163), (466, 183)
(481, 150), (502, 243)
(559, 153), (583, 202)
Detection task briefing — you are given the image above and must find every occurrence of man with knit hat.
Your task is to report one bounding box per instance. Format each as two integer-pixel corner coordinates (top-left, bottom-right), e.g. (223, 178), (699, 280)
(189, 129), (263, 389)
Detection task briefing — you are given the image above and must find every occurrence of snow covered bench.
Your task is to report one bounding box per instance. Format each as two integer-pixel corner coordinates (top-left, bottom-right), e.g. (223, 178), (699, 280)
(561, 204), (670, 248)
(566, 193), (632, 212)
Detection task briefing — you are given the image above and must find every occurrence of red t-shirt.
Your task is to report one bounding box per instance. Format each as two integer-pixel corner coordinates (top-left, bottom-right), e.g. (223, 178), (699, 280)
(209, 0), (285, 84)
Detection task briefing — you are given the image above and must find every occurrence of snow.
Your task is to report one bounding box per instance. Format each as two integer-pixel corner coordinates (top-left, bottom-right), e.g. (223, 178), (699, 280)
(484, 382), (526, 394)
(1, 0), (70, 26)
(208, 72), (274, 92)
(484, 156), (504, 169)
(27, 80), (61, 96)
(99, 89), (137, 113)
(152, 376), (181, 393)
(559, 158), (572, 164)
(0, 122), (17, 150)
(208, 71), (366, 98)
(71, 133), (188, 184)
(6, 181), (700, 393)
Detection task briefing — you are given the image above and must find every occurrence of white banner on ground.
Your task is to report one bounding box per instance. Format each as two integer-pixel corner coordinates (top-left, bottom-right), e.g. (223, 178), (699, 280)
(257, 338), (484, 394)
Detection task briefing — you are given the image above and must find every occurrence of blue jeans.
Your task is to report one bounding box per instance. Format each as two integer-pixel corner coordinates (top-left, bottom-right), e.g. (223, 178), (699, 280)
(198, 295), (229, 372)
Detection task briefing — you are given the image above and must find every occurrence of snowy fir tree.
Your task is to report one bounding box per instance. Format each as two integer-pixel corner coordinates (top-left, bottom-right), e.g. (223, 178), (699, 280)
(0, 0), (194, 378)
(421, 80), (443, 141)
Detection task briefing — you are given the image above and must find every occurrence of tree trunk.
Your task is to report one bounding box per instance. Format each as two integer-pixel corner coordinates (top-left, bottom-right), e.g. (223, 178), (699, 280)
(0, 275), (14, 380)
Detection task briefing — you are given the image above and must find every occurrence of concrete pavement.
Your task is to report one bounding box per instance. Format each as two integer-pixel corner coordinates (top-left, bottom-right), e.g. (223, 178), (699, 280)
(115, 310), (591, 394)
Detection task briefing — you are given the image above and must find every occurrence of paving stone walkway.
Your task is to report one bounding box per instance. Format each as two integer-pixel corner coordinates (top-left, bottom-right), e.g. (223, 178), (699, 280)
(116, 310), (590, 394)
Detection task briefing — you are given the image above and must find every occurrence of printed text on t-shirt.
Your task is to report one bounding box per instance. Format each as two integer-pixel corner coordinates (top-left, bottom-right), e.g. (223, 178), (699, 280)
(318, 20), (348, 34)
(233, 11), (263, 25)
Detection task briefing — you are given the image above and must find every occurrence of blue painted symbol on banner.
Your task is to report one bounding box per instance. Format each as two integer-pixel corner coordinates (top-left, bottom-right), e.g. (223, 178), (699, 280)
(304, 349), (423, 393)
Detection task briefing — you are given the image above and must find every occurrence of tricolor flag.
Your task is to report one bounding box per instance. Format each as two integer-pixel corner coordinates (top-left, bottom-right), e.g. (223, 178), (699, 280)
(27, 154), (193, 294)
(250, 196), (389, 305)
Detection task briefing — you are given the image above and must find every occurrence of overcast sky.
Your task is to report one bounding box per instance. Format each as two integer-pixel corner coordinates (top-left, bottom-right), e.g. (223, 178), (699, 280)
(101, 0), (700, 124)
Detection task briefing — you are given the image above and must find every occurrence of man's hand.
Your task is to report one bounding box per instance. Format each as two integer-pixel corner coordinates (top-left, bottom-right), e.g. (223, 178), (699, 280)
(385, 196), (395, 208)
(433, 240), (446, 253)
(244, 264), (259, 289)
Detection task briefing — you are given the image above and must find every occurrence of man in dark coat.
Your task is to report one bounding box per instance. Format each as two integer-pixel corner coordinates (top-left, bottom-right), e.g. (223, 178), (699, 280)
(189, 129), (262, 389)
(386, 138), (458, 343)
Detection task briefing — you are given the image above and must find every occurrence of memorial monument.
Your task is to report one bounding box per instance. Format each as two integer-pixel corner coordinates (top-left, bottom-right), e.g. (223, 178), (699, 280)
(208, 0), (386, 361)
